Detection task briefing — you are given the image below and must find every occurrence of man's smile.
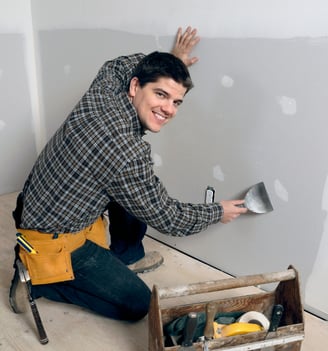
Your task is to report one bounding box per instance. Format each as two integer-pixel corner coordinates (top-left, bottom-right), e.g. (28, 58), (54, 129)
(129, 76), (187, 133)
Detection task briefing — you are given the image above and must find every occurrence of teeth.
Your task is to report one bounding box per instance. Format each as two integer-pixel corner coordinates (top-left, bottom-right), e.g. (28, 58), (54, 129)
(154, 113), (165, 121)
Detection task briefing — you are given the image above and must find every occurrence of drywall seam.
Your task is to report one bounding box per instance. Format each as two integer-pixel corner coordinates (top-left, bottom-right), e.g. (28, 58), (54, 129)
(25, 0), (46, 153)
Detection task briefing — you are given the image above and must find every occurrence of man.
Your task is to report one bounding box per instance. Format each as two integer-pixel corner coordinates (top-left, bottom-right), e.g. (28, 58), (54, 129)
(11, 27), (247, 321)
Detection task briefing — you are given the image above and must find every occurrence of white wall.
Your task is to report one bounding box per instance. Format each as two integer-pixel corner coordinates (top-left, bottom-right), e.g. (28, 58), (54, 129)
(0, 0), (40, 193)
(1, 0), (328, 319)
(29, 0), (328, 38)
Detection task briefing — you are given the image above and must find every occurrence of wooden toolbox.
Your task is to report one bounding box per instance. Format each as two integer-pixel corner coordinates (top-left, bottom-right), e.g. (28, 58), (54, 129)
(148, 265), (304, 350)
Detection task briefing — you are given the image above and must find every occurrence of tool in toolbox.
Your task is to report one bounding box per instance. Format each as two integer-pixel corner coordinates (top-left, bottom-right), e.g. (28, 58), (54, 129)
(260, 304), (284, 351)
(237, 311), (270, 331)
(179, 312), (198, 350)
(203, 301), (217, 350)
(219, 322), (263, 337)
(268, 304), (284, 333)
(203, 302), (265, 348)
(164, 310), (244, 346)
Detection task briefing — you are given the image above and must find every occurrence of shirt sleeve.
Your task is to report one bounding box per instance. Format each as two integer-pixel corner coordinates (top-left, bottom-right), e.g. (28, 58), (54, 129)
(90, 53), (145, 94)
(108, 147), (224, 236)
(72, 53), (224, 236)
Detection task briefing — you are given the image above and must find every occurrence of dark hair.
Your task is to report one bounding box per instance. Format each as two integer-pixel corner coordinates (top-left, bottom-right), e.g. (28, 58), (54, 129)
(129, 51), (193, 93)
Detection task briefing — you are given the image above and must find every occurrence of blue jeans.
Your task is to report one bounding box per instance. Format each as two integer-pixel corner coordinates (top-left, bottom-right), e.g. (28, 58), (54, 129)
(31, 202), (151, 321)
(107, 201), (146, 265)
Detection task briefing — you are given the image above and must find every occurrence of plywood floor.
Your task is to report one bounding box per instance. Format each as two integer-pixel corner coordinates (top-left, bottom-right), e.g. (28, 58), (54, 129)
(1, 192), (327, 350)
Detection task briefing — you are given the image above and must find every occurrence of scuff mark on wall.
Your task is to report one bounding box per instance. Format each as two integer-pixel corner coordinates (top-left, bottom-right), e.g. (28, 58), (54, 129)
(213, 164), (225, 181)
(274, 179), (289, 202)
(277, 95), (297, 115)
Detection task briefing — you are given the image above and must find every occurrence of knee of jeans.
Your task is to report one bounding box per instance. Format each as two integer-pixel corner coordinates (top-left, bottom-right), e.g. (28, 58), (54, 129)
(128, 306), (149, 321)
(126, 287), (151, 321)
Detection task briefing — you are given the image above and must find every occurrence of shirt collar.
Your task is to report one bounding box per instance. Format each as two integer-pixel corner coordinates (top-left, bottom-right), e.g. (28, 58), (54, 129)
(123, 92), (146, 136)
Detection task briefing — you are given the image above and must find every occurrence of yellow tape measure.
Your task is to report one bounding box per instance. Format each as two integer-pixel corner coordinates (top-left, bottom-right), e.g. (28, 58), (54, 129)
(214, 322), (263, 338)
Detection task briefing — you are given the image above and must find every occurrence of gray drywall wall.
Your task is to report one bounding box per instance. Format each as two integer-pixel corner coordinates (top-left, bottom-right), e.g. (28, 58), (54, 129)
(34, 28), (328, 318)
(38, 30), (159, 140)
(146, 37), (328, 318)
(2, 0), (328, 320)
(0, 34), (37, 193)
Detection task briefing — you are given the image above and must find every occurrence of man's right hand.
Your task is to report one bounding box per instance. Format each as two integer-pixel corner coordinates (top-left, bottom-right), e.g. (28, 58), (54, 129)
(219, 200), (248, 224)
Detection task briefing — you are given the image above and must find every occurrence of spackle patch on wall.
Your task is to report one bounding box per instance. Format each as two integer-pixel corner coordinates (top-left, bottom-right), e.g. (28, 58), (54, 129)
(277, 96), (297, 115)
(0, 120), (6, 131)
(213, 164), (225, 181)
(64, 64), (71, 75)
(153, 153), (163, 167)
(221, 75), (234, 88)
(154, 36), (163, 51)
(274, 179), (288, 202)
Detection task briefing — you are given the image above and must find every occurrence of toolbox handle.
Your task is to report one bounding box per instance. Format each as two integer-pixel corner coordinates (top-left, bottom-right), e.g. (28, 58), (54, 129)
(158, 268), (296, 299)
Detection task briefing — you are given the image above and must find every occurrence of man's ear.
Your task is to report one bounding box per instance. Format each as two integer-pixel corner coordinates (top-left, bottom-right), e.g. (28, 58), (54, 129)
(129, 77), (139, 98)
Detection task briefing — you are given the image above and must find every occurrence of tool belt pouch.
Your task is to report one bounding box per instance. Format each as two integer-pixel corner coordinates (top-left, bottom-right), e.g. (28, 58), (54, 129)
(19, 237), (74, 285)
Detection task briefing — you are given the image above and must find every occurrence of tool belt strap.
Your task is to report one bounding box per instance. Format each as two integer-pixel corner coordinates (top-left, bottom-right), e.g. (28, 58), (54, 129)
(18, 216), (108, 285)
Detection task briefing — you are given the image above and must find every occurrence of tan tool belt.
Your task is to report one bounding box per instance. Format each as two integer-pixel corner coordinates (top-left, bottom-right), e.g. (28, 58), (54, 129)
(18, 217), (108, 285)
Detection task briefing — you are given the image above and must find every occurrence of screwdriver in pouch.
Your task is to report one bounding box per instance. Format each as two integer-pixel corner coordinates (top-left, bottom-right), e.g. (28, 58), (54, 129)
(16, 233), (37, 254)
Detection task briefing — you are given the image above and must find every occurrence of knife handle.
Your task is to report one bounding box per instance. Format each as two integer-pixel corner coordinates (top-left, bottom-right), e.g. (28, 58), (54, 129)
(204, 301), (217, 339)
(181, 312), (198, 347)
(268, 304), (284, 332)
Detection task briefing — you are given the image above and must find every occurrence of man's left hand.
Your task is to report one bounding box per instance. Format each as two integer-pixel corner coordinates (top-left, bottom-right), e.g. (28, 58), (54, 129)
(171, 26), (200, 67)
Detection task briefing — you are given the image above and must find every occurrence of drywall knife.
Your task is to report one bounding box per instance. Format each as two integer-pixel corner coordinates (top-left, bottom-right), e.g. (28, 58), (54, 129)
(268, 304), (284, 334)
(179, 312), (198, 350)
(203, 301), (217, 351)
(261, 304), (284, 351)
(204, 301), (217, 339)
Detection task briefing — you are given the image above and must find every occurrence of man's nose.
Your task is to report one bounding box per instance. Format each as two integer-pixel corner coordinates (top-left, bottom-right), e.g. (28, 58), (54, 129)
(161, 100), (176, 116)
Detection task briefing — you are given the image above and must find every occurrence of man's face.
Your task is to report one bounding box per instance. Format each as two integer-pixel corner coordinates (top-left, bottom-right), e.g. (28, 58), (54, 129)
(128, 76), (187, 133)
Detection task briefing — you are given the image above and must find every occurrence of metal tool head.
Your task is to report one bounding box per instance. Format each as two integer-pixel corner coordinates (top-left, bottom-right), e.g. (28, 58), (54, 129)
(244, 182), (274, 214)
(16, 259), (31, 282)
(179, 312), (198, 350)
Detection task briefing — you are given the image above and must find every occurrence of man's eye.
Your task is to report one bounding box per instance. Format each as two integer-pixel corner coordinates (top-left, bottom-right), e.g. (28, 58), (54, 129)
(156, 91), (165, 98)
(174, 101), (182, 107)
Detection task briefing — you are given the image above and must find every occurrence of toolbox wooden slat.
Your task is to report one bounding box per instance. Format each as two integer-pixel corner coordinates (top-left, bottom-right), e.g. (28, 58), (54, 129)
(157, 269), (296, 299)
(148, 265), (304, 351)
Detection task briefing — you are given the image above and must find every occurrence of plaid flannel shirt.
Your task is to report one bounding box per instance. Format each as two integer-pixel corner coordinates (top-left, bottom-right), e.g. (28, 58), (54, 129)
(21, 53), (223, 235)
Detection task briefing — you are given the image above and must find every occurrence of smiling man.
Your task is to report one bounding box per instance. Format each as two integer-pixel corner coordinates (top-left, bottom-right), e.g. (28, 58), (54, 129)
(128, 52), (192, 133)
(129, 76), (184, 132)
(11, 27), (246, 322)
